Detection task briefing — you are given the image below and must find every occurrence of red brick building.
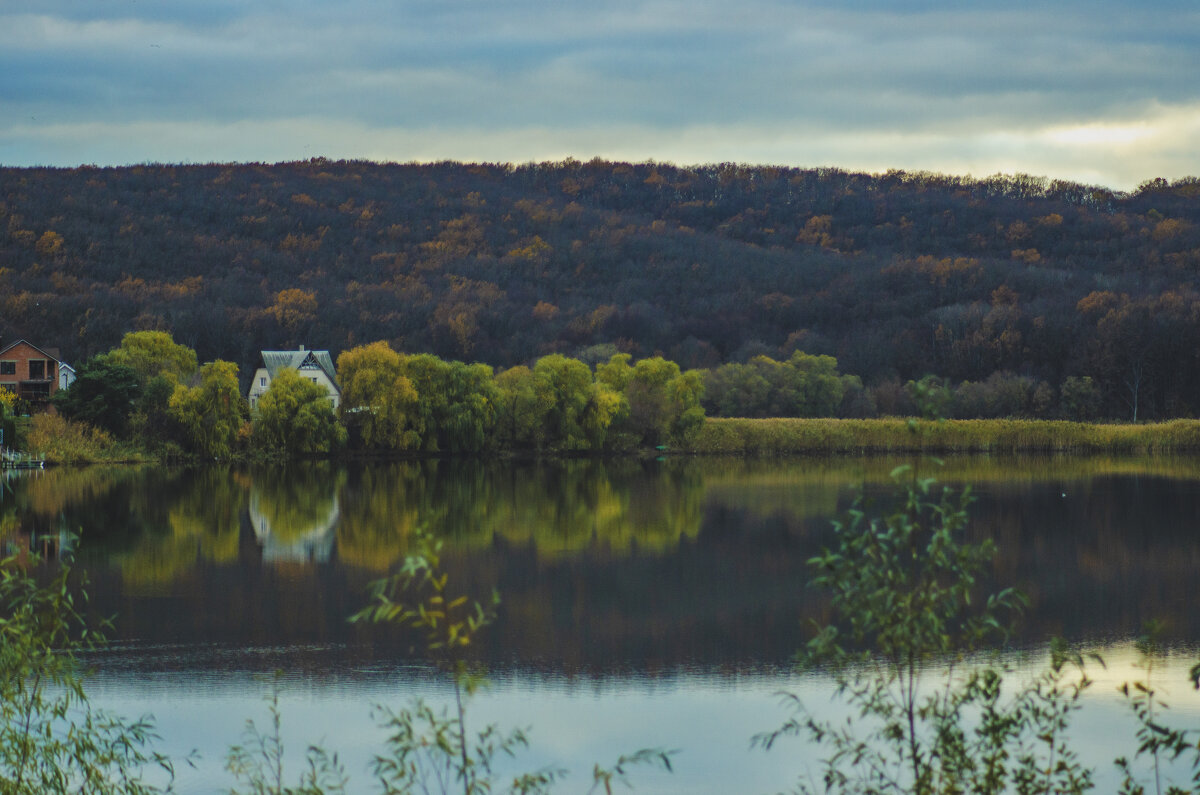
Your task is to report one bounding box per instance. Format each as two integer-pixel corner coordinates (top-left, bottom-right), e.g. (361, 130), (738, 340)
(0, 340), (65, 404)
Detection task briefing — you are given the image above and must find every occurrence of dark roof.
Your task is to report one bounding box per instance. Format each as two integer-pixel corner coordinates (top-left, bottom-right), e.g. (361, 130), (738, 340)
(260, 349), (339, 391)
(0, 339), (64, 362)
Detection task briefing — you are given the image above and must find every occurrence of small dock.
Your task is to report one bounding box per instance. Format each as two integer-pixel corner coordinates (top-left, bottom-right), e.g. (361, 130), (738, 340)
(0, 447), (45, 470)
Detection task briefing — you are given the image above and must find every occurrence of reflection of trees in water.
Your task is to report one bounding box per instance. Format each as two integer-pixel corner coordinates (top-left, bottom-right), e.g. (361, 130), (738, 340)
(331, 459), (707, 568)
(968, 474), (1200, 642)
(114, 467), (247, 590)
(10, 456), (1200, 668)
(11, 465), (150, 523)
(334, 462), (427, 570)
(472, 459), (704, 558)
(110, 463), (347, 592)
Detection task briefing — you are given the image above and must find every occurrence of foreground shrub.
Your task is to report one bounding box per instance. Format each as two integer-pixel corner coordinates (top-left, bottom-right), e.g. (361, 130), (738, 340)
(756, 466), (1095, 794)
(0, 549), (173, 794)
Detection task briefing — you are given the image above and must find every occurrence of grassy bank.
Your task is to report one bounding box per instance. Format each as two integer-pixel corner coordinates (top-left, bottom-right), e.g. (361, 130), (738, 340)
(687, 417), (1200, 455)
(21, 414), (153, 465)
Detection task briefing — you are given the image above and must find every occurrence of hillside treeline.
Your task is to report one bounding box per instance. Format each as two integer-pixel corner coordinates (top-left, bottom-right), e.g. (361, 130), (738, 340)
(3, 160), (1200, 420)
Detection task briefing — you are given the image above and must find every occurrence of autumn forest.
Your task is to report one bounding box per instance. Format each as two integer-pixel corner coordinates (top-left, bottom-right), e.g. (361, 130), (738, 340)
(3, 159), (1200, 421)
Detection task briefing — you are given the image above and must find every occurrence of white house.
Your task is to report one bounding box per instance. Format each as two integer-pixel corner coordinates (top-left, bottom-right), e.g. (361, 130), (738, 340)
(247, 345), (341, 410)
(58, 362), (76, 391)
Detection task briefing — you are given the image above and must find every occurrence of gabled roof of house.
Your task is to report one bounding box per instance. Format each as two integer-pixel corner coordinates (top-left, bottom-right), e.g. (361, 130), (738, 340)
(0, 339), (63, 362)
(260, 349), (339, 391)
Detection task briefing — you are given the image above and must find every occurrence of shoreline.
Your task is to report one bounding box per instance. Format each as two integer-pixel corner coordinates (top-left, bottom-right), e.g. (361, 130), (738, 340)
(25, 417), (1200, 465)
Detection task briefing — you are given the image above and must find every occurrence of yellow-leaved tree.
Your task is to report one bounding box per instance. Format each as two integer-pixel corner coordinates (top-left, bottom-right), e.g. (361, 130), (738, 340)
(169, 360), (246, 458)
(336, 341), (421, 450)
(251, 368), (345, 456)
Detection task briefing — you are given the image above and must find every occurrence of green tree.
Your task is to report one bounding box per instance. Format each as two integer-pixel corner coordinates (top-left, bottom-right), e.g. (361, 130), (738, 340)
(169, 360), (247, 458)
(129, 373), (186, 451)
(0, 389), (15, 450)
(399, 355), (497, 453)
(493, 366), (554, 450)
(106, 331), (198, 384)
(668, 368), (706, 444)
(702, 360), (770, 417)
(110, 332), (198, 449)
(594, 353), (634, 394)
(783, 351), (848, 417)
(252, 368), (347, 456)
(533, 355), (595, 450)
(51, 356), (140, 437)
(701, 352), (847, 419)
(582, 379), (624, 450)
(619, 356), (705, 447)
(336, 342), (421, 451)
(1060, 375), (1101, 421)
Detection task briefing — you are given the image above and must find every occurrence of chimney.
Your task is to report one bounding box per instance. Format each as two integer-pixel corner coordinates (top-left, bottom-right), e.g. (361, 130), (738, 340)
(299, 344), (305, 351)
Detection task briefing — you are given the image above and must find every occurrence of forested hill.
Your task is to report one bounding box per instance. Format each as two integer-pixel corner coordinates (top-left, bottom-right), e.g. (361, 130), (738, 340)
(3, 160), (1200, 418)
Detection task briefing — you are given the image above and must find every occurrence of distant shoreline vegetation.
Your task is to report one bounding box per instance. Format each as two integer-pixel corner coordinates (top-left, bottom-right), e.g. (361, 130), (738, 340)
(13, 331), (1200, 465)
(687, 417), (1200, 456)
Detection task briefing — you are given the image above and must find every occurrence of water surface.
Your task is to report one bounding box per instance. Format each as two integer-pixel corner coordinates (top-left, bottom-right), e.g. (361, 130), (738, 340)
(4, 456), (1200, 792)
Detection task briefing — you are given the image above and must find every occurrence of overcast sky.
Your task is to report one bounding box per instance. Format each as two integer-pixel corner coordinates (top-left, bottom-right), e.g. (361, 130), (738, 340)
(2, 0), (1197, 190)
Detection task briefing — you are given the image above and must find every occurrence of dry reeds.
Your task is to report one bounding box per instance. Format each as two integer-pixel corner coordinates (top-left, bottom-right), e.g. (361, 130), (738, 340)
(687, 417), (1200, 455)
(25, 413), (146, 464)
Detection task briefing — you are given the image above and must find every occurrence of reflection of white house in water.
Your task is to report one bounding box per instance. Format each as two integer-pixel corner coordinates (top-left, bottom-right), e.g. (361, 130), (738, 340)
(247, 490), (340, 563)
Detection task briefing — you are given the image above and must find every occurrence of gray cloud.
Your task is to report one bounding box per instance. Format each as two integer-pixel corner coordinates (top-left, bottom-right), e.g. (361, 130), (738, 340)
(1, 0), (1198, 187)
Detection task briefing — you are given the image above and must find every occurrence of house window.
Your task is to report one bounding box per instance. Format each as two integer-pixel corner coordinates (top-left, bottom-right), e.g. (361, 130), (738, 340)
(311, 377), (318, 384)
(260, 377), (267, 387)
(0, 362), (14, 375)
(28, 360), (45, 380)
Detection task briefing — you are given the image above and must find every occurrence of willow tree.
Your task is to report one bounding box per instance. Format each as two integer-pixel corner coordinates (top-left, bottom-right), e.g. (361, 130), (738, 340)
(597, 354), (704, 447)
(533, 354), (597, 450)
(251, 368), (346, 456)
(168, 360), (246, 458)
(336, 341), (420, 450)
(398, 354), (498, 453)
(493, 365), (554, 450)
(106, 331), (198, 384)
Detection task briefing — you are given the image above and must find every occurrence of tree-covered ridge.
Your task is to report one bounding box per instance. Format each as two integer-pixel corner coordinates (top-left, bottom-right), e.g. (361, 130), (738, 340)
(3, 160), (1200, 419)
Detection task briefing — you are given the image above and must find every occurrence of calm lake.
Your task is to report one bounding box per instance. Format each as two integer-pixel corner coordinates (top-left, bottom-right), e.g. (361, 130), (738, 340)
(3, 455), (1200, 793)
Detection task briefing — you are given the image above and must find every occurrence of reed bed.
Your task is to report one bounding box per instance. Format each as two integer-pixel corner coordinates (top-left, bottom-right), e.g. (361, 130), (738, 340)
(687, 417), (1200, 455)
(25, 414), (149, 464)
